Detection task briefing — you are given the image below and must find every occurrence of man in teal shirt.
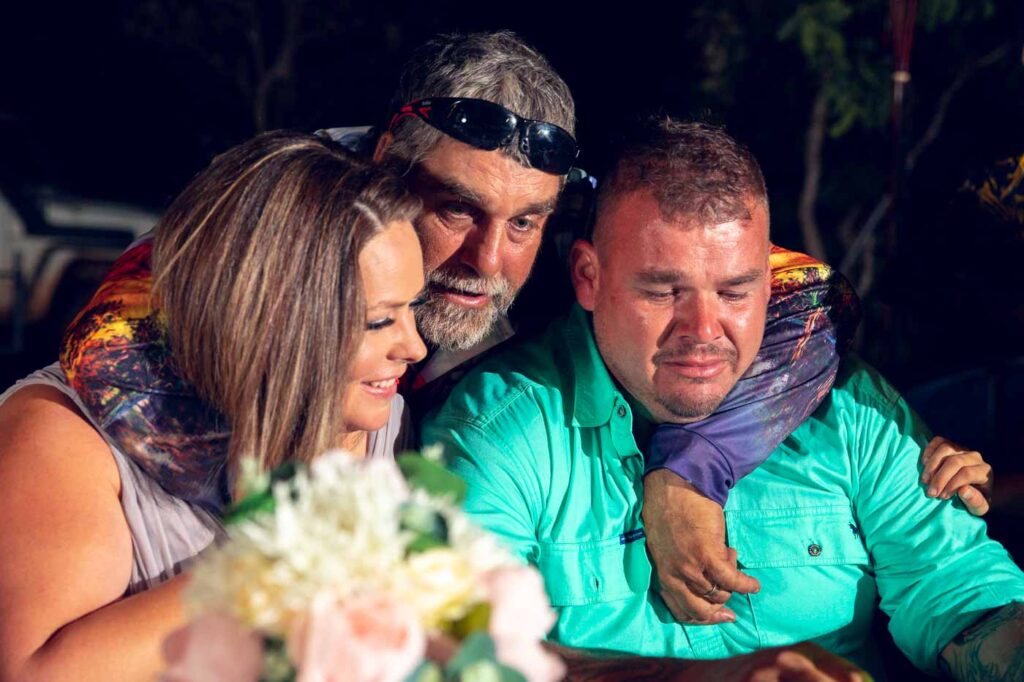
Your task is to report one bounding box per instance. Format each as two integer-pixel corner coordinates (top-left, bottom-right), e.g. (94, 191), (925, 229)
(422, 118), (1024, 680)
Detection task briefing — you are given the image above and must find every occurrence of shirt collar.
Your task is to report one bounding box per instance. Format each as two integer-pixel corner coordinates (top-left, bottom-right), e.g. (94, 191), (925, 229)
(563, 304), (620, 428)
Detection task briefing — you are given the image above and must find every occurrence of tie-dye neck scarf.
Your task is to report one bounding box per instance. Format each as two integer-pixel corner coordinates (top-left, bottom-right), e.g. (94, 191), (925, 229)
(60, 236), (231, 512)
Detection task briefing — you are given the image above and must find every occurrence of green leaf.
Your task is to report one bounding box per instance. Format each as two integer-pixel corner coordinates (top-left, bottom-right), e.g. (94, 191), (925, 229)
(406, 533), (448, 554)
(397, 453), (467, 503)
(259, 636), (296, 682)
(445, 633), (496, 677)
(269, 459), (301, 483)
(458, 660), (502, 682)
(401, 501), (449, 534)
(223, 490), (276, 525)
(495, 665), (528, 682)
(225, 459), (305, 525)
(404, 661), (443, 682)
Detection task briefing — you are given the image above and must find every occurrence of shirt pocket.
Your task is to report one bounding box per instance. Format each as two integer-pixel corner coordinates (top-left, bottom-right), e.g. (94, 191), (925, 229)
(727, 505), (870, 568)
(726, 505), (875, 649)
(538, 534), (652, 606)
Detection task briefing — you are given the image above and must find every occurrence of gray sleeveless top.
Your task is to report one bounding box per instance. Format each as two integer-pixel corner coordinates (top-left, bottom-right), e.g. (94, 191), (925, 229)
(0, 364), (411, 596)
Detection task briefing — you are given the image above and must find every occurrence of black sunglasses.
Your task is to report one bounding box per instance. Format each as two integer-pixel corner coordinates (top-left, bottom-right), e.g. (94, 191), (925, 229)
(388, 97), (578, 175)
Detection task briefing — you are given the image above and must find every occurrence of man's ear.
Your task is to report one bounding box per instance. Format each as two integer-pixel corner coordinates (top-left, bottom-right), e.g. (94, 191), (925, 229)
(570, 239), (599, 311)
(372, 132), (394, 163)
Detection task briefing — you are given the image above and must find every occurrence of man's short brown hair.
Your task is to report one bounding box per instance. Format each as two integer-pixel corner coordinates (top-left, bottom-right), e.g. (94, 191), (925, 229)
(596, 117), (768, 227)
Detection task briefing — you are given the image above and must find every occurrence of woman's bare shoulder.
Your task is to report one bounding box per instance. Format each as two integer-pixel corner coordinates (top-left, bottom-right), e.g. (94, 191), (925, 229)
(0, 384), (121, 493)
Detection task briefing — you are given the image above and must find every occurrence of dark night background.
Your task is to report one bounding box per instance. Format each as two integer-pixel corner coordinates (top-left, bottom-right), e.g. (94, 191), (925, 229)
(1, 2), (1023, 678)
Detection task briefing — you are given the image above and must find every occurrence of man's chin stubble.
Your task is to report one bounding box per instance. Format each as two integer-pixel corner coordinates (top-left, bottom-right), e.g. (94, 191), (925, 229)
(655, 391), (729, 423)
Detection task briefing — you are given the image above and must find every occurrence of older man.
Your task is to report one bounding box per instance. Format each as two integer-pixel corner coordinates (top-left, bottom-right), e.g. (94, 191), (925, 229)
(421, 118), (1024, 680)
(57, 31), (987, 628)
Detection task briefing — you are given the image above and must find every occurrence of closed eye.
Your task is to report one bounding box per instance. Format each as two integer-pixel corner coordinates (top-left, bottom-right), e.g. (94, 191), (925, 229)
(641, 289), (675, 301)
(720, 291), (750, 302)
(440, 201), (477, 221)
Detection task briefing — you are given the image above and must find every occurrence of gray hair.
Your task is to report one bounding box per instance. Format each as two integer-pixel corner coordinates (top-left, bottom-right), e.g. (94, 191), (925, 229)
(383, 31), (576, 171)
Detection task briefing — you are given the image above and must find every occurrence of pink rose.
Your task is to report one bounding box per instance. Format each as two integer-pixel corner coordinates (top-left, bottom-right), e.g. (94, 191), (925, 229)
(162, 612), (264, 682)
(484, 566), (566, 682)
(289, 593), (426, 682)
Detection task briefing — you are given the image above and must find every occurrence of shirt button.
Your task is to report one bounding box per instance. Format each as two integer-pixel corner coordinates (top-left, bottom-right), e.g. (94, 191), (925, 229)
(808, 543), (822, 557)
(616, 405), (627, 418)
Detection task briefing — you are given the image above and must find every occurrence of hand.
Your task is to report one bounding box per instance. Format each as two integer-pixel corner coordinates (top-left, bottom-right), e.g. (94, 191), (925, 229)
(556, 641), (867, 682)
(642, 469), (760, 625)
(710, 643), (868, 682)
(920, 436), (993, 516)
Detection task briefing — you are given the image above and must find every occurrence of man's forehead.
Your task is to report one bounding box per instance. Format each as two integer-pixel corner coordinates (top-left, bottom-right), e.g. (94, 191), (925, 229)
(599, 190), (767, 242)
(598, 191), (768, 271)
(414, 138), (561, 212)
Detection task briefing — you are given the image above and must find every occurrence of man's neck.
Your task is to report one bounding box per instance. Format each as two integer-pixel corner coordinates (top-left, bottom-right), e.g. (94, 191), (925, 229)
(625, 392), (656, 451)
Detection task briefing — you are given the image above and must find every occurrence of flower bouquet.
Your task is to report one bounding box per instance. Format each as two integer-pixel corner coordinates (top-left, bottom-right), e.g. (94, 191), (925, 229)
(162, 448), (565, 682)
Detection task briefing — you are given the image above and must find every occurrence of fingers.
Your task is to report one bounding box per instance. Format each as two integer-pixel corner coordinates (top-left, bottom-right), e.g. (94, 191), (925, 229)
(920, 435), (946, 465)
(774, 651), (834, 682)
(958, 485), (991, 516)
(658, 573), (736, 625)
(704, 551), (761, 596)
(788, 643), (866, 682)
(920, 436), (965, 485)
(657, 545), (763, 624)
(929, 459), (992, 500)
(749, 652), (830, 682)
(921, 438), (992, 493)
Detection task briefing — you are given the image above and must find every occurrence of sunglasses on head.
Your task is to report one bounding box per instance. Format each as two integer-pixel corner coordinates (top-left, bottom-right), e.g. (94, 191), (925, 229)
(388, 97), (579, 175)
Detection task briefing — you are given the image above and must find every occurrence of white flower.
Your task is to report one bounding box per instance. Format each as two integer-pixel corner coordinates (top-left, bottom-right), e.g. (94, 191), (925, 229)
(391, 548), (482, 629)
(181, 448), (554, 682)
(187, 452), (412, 634)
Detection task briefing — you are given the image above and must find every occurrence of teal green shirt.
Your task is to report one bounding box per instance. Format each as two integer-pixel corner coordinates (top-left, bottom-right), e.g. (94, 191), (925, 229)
(421, 305), (1024, 677)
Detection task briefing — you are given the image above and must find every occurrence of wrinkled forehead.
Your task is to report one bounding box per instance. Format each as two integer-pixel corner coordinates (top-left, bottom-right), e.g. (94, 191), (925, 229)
(412, 139), (562, 213)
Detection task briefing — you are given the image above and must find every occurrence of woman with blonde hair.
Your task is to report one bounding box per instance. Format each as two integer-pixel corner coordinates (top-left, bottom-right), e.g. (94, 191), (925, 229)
(0, 131), (427, 680)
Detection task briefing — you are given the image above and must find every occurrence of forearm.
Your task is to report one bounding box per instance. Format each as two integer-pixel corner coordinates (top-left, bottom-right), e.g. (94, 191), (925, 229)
(550, 641), (864, 682)
(941, 602), (1024, 681)
(12, 574), (189, 682)
(546, 642), (699, 682)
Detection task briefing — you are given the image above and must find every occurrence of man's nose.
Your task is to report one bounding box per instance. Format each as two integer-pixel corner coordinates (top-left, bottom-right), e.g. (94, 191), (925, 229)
(458, 222), (504, 279)
(674, 294), (724, 343)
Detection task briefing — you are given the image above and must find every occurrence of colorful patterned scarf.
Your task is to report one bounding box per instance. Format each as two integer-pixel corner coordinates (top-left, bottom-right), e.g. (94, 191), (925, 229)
(60, 239), (857, 510)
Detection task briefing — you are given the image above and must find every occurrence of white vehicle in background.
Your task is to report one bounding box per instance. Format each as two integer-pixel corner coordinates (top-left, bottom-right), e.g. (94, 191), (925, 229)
(0, 183), (159, 354)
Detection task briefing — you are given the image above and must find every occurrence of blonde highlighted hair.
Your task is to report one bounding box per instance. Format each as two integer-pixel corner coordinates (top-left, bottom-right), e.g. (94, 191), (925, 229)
(153, 131), (420, 474)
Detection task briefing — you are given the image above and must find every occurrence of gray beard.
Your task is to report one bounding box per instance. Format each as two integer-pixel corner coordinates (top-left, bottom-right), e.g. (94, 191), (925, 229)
(415, 293), (505, 351)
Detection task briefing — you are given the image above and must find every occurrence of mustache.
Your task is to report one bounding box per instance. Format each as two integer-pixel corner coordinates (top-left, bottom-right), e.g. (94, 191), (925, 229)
(427, 268), (511, 298)
(652, 343), (738, 366)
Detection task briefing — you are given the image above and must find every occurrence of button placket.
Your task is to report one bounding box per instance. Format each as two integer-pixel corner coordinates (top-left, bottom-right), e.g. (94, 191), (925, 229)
(610, 400), (642, 464)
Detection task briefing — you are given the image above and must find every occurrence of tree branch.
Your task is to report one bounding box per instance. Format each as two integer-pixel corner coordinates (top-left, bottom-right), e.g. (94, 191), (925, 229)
(798, 86), (830, 261)
(905, 42), (1011, 171)
(838, 42), (1010, 288)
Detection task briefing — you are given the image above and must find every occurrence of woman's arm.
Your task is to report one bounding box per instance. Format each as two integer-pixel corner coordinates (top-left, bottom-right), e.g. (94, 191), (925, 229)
(0, 385), (187, 681)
